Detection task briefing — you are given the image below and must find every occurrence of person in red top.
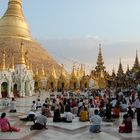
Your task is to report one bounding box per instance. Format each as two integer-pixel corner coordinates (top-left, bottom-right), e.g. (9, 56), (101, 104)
(119, 114), (132, 133)
(0, 112), (20, 132)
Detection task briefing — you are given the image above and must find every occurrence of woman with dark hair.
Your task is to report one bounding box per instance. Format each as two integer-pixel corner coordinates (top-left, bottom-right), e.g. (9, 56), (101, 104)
(53, 106), (62, 122)
(0, 112), (20, 132)
(119, 114), (132, 133)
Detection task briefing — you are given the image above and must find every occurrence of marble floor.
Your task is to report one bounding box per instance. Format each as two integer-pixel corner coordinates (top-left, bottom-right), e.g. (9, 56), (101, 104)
(0, 91), (140, 140)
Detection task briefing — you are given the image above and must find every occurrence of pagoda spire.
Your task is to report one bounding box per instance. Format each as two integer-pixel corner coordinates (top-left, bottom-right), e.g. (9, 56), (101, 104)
(95, 43), (105, 72)
(80, 64), (84, 77)
(71, 64), (77, 78)
(132, 50), (140, 72)
(126, 64), (130, 74)
(18, 42), (25, 64)
(117, 59), (124, 77)
(112, 68), (116, 77)
(60, 64), (66, 78)
(83, 64), (86, 76)
(1, 48), (6, 70)
(0, 0), (31, 40)
(51, 65), (57, 79)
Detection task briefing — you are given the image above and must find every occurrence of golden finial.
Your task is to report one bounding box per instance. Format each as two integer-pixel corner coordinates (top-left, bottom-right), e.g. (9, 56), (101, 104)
(1, 48), (6, 70)
(18, 42), (25, 64)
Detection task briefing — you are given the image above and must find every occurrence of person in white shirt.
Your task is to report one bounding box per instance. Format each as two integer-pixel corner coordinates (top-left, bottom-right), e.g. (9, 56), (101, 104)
(31, 101), (36, 111)
(62, 108), (74, 123)
(133, 95), (140, 126)
(20, 111), (36, 122)
(10, 98), (16, 113)
(89, 109), (102, 133)
(30, 112), (47, 130)
(36, 99), (42, 110)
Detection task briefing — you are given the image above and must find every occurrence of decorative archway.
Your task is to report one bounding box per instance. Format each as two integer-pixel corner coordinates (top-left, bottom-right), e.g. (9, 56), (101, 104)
(1, 82), (8, 98)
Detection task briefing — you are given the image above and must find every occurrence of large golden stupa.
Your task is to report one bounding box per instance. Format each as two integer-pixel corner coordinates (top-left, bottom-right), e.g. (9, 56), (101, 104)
(0, 0), (60, 72)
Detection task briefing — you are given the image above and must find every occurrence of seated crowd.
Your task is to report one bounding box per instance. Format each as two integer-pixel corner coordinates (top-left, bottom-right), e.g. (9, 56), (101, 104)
(0, 88), (137, 133)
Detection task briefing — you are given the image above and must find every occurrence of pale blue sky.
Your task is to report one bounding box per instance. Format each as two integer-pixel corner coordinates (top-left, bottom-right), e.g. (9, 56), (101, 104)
(1, 0), (140, 40)
(0, 0), (140, 73)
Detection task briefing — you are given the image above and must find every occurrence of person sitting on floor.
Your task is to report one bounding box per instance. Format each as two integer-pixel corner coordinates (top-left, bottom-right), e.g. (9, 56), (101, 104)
(36, 99), (42, 110)
(62, 107), (74, 123)
(42, 104), (52, 118)
(127, 106), (134, 119)
(9, 98), (16, 113)
(30, 112), (47, 130)
(53, 106), (62, 122)
(79, 106), (88, 122)
(103, 99), (114, 122)
(89, 109), (102, 133)
(20, 111), (36, 122)
(112, 104), (120, 118)
(31, 101), (36, 111)
(119, 114), (132, 133)
(0, 112), (20, 132)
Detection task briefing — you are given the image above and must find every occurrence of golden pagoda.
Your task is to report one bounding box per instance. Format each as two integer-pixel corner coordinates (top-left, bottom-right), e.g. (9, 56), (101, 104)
(58, 64), (68, 90)
(0, 0), (60, 74)
(0, 0), (31, 40)
(95, 43), (105, 72)
(91, 43), (106, 89)
(70, 64), (78, 90)
(47, 65), (57, 90)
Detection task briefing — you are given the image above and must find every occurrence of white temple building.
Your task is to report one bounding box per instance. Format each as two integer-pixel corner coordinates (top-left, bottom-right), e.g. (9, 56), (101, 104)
(0, 43), (34, 98)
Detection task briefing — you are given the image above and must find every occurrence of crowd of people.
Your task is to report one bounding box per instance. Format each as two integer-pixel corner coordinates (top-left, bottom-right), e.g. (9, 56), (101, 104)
(0, 86), (140, 134)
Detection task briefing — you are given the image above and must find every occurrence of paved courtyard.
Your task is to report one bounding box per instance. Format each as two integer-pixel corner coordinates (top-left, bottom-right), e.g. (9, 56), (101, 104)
(0, 91), (140, 140)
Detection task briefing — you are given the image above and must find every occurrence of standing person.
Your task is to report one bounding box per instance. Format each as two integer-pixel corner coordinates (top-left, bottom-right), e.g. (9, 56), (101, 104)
(89, 109), (102, 133)
(9, 98), (16, 113)
(0, 112), (20, 132)
(133, 95), (140, 126)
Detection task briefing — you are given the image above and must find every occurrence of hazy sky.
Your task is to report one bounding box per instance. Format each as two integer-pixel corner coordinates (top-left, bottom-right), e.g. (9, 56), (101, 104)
(0, 0), (140, 74)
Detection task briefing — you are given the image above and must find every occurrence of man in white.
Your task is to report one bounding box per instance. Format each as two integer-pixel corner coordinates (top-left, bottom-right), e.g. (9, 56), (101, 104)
(63, 107), (74, 123)
(30, 112), (47, 130)
(10, 98), (16, 113)
(90, 109), (102, 133)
